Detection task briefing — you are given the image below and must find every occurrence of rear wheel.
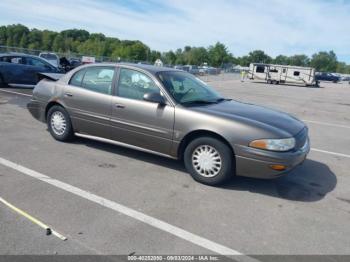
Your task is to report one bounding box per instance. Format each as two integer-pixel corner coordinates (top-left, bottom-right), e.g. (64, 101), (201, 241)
(184, 136), (234, 186)
(47, 106), (74, 141)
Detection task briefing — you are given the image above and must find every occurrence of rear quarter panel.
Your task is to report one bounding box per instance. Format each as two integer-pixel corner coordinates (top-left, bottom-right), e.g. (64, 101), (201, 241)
(33, 79), (65, 107)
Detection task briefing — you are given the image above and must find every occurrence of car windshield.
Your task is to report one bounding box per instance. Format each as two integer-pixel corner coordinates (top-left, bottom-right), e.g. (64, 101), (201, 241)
(157, 71), (223, 105)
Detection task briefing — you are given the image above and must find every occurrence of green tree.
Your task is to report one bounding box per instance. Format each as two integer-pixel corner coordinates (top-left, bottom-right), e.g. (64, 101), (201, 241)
(162, 50), (176, 65)
(336, 62), (350, 74)
(149, 50), (161, 62)
(41, 30), (57, 50)
(0, 26), (7, 45)
(27, 29), (42, 49)
(175, 48), (185, 64)
(310, 51), (338, 72)
(237, 56), (250, 66)
(208, 42), (231, 67)
(289, 54), (310, 67)
(1, 24), (349, 72)
(52, 34), (65, 52)
(247, 50), (272, 64)
(274, 55), (290, 65)
(190, 47), (209, 65)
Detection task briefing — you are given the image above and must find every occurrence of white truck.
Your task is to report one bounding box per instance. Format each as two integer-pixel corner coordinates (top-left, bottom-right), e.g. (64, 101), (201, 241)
(248, 63), (318, 87)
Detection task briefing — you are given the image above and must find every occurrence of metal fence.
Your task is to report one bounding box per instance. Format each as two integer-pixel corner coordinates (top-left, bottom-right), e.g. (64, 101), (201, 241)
(0, 45), (119, 62)
(0, 45), (241, 81)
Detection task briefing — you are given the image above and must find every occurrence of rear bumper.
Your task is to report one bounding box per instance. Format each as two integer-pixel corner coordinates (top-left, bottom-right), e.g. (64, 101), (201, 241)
(234, 139), (310, 179)
(27, 99), (46, 123)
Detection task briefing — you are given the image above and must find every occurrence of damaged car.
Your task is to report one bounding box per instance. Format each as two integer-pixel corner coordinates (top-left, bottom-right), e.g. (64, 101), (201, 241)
(28, 63), (310, 185)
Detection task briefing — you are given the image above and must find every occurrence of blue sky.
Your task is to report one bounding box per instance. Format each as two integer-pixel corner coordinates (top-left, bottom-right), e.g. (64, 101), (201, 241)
(0, 0), (349, 63)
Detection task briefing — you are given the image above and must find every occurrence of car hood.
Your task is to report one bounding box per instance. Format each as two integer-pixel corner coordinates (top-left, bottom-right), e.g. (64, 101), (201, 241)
(191, 100), (305, 136)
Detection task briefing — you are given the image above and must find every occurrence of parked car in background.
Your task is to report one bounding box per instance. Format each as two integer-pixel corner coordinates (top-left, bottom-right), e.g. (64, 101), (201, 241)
(173, 65), (199, 75)
(198, 66), (219, 75)
(59, 57), (82, 72)
(69, 58), (82, 69)
(315, 72), (340, 83)
(187, 65), (200, 75)
(204, 66), (220, 75)
(340, 75), (350, 82)
(0, 53), (61, 87)
(28, 63), (309, 186)
(174, 65), (184, 70)
(198, 66), (206, 75)
(181, 65), (190, 72)
(39, 52), (60, 68)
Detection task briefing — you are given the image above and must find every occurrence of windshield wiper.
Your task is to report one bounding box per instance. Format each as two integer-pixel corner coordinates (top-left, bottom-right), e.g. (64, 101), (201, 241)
(214, 98), (231, 103)
(181, 99), (218, 105)
(181, 98), (231, 106)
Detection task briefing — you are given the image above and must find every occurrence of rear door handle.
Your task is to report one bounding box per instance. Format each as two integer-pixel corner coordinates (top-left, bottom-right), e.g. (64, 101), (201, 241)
(65, 92), (73, 97)
(115, 103), (125, 109)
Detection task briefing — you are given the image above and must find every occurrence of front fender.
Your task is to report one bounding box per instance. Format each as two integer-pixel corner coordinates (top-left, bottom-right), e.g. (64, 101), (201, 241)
(171, 106), (282, 157)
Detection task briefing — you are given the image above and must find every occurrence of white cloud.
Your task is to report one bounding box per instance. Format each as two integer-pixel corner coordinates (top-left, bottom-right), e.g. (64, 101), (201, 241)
(0, 0), (349, 61)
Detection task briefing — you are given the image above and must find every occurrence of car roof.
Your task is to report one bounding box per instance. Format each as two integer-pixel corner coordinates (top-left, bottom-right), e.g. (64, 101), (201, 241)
(0, 53), (43, 59)
(118, 63), (180, 74)
(83, 62), (180, 74)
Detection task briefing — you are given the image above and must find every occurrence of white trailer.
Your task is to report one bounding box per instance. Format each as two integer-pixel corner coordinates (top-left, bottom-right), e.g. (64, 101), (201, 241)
(248, 63), (318, 86)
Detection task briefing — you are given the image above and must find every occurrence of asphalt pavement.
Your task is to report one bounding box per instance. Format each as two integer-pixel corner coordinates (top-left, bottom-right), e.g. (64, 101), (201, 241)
(0, 79), (349, 258)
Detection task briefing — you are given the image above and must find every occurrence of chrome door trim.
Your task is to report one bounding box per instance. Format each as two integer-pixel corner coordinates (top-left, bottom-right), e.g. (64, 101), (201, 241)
(75, 132), (178, 159)
(8, 83), (35, 88)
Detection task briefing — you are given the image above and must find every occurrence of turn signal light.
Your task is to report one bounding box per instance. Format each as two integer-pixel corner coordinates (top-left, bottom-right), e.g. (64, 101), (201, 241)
(249, 140), (267, 149)
(269, 164), (287, 171)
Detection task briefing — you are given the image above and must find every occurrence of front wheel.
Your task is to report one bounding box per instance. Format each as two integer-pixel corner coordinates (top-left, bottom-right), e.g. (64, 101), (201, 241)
(184, 137), (234, 185)
(47, 105), (74, 141)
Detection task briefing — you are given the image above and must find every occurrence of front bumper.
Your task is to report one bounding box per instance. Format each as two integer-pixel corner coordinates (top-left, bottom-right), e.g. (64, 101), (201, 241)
(27, 99), (46, 123)
(234, 139), (310, 179)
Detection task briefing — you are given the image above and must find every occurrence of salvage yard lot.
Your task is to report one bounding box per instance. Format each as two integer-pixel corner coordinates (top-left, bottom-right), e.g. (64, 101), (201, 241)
(0, 78), (350, 257)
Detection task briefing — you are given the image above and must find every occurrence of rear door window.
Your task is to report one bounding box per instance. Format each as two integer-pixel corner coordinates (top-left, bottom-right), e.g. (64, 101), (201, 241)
(81, 67), (115, 95)
(69, 69), (86, 87)
(2, 56), (24, 64)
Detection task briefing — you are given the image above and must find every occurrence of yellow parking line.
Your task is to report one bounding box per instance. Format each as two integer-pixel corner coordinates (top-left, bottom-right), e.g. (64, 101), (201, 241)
(0, 197), (67, 241)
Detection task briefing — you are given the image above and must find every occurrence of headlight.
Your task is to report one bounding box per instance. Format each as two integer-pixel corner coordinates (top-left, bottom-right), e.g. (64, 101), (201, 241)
(249, 138), (295, 152)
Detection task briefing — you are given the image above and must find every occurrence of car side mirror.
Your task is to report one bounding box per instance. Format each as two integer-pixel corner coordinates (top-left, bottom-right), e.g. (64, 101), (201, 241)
(143, 92), (166, 105)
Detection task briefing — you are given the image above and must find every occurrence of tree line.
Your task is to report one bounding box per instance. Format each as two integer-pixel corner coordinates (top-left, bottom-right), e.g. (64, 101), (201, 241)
(0, 24), (349, 73)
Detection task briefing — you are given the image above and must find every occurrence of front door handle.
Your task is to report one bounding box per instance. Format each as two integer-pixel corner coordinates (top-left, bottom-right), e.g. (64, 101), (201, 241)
(115, 103), (125, 109)
(65, 92), (73, 97)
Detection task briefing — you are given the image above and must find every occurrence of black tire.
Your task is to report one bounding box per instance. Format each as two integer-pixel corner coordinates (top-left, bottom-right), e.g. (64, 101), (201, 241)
(47, 105), (74, 141)
(267, 79), (272, 84)
(184, 136), (234, 186)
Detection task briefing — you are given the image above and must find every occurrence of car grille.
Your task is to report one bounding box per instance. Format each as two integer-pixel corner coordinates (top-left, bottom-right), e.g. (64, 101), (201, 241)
(294, 127), (308, 150)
